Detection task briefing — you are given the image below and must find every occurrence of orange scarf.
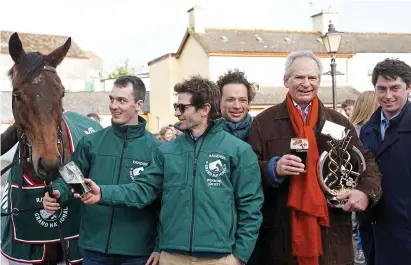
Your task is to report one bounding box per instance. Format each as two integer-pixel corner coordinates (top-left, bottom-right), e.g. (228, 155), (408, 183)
(286, 93), (330, 265)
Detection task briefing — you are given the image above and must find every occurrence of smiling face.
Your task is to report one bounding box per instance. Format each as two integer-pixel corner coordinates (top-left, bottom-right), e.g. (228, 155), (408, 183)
(174, 92), (208, 131)
(284, 57), (321, 108)
(220, 83), (249, 122)
(375, 76), (411, 119)
(109, 82), (142, 125)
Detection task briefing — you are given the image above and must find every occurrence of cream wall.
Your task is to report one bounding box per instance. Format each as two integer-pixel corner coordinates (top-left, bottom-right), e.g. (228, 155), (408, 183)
(179, 36), (209, 79)
(148, 56), (180, 133)
(347, 53), (411, 92)
(208, 56), (349, 87)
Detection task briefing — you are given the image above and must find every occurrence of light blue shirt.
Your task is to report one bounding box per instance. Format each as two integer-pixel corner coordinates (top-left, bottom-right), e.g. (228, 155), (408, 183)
(380, 110), (401, 140)
(293, 100), (311, 124)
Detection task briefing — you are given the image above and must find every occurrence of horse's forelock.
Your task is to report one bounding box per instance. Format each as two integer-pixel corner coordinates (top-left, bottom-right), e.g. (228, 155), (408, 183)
(9, 52), (45, 85)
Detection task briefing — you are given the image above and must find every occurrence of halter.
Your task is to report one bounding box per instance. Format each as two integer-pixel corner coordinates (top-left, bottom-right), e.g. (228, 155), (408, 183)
(4, 64), (70, 265)
(11, 65), (66, 166)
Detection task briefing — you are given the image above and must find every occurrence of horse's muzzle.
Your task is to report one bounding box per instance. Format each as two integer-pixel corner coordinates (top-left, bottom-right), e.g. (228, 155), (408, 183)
(37, 156), (62, 180)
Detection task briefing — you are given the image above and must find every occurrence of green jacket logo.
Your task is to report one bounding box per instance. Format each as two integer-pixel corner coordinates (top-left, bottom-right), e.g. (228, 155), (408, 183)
(205, 154), (227, 178)
(130, 167), (144, 181)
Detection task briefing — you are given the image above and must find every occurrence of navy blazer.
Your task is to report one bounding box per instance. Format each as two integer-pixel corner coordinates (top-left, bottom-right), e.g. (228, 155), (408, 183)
(359, 101), (411, 265)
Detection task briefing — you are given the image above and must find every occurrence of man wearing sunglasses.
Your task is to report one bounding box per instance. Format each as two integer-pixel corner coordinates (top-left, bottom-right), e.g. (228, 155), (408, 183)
(73, 75), (264, 265)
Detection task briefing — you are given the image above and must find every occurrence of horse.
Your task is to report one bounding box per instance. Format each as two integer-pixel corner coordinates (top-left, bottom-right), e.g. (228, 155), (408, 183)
(1, 33), (102, 265)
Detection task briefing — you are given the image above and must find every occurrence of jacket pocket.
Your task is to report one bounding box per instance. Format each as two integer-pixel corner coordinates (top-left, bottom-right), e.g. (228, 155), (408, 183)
(159, 186), (191, 247)
(163, 152), (190, 186)
(259, 223), (288, 264)
(89, 156), (117, 185)
(267, 137), (293, 158)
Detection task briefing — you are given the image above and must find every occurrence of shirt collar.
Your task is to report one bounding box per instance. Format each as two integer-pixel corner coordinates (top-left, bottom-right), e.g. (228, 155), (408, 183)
(292, 100), (312, 114)
(380, 109), (401, 124)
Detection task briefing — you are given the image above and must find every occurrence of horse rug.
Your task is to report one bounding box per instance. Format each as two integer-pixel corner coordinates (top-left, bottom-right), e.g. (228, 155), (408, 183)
(1, 111), (103, 264)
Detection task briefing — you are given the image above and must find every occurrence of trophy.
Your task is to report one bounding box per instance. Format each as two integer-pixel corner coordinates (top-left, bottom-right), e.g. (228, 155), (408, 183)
(317, 121), (366, 208)
(59, 161), (91, 196)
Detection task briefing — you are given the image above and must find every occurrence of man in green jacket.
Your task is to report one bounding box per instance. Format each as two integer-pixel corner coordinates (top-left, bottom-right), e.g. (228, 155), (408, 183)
(72, 76), (264, 265)
(43, 75), (162, 265)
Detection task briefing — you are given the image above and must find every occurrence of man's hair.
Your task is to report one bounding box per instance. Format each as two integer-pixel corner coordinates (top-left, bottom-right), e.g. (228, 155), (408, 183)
(86, 112), (100, 122)
(174, 75), (221, 120)
(114, 75), (146, 102)
(284, 50), (323, 77)
(341, 99), (355, 109)
(372, 58), (411, 87)
(216, 69), (258, 103)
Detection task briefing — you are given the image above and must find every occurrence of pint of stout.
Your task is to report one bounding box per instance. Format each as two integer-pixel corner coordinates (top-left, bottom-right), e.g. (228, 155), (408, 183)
(290, 138), (309, 172)
(58, 161), (91, 196)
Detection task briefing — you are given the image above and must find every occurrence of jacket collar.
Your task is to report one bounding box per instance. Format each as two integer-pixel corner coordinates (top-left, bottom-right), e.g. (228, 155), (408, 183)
(176, 118), (224, 139)
(366, 101), (411, 133)
(112, 116), (147, 139)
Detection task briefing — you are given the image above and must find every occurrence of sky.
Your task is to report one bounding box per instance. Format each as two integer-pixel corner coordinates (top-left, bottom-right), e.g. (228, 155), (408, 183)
(1, 0), (410, 72)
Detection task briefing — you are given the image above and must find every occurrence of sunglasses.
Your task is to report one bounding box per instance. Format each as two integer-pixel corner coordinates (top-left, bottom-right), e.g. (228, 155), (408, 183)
(173, 103), (194, 114)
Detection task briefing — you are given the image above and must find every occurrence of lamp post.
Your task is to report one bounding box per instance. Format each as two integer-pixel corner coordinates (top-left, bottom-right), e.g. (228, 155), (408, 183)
(322, 23), (343, 110)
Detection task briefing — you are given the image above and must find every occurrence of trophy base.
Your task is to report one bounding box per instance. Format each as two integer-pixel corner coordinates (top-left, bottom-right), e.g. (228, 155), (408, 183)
(326, 197), (348, 208)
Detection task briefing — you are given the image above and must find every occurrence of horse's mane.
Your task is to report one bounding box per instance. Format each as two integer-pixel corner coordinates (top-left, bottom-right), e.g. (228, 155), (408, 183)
(8, 52), (45, 86)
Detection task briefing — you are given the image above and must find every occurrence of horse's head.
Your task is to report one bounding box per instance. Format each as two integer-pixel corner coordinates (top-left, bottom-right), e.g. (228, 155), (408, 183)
(8, 32), (71, 180)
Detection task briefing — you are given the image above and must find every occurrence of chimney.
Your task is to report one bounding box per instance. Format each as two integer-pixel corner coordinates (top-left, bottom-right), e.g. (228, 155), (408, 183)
(311, 5), (339, 34)
(187, 6), (207, 33)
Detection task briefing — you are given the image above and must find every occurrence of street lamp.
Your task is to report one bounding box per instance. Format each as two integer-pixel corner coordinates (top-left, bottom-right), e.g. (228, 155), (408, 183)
(322, 22), (343, 110)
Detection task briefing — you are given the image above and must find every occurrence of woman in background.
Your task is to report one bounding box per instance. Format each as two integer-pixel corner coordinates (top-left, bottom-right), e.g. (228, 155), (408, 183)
(351, 91), (380, 135)
(350, 90), (380, 264)
(159, 126), (175, 142)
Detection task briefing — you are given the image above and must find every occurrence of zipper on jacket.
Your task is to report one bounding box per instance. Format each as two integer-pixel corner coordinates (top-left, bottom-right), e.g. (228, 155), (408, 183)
(188, 136), (206, 253)
(105, 129), (128, 253)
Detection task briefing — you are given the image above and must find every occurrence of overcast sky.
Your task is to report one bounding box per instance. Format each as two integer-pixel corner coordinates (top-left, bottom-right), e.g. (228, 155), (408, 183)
(1, 0), (410, 72)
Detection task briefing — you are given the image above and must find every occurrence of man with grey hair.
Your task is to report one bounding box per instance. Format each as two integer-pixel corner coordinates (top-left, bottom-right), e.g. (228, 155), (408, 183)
(247, 50), (381, 265)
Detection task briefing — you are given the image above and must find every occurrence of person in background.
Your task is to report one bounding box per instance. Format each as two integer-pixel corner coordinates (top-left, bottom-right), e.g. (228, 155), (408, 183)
(341, 99), (355, 120)
(159, 126), (175, 142)
(216, 69), (258, 142)
(351, 91), (380, 135)
(349, 90), (380, 264)
(359, 58), (411, 265)
(87, 113), (101, 124)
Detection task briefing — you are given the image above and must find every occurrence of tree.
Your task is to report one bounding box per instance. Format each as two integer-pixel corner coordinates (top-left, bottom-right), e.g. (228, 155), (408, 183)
(108, 59), (135, 79)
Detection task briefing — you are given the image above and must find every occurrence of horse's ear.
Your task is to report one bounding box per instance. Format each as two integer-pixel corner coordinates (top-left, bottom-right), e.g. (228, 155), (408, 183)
(45, 37), (71, 67)
(9, 32), (26, 64)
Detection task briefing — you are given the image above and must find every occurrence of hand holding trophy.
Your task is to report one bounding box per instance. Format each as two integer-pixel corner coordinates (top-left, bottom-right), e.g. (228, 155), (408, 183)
(318, 121), (366, 208)
(59, 161), (91, 197)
